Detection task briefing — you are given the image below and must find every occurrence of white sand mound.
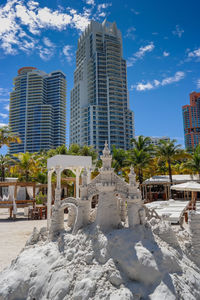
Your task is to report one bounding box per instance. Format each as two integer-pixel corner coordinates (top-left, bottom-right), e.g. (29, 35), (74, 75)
(0, 220), (200, 300)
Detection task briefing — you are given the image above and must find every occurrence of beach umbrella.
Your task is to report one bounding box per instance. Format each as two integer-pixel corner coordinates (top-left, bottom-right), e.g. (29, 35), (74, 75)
(171, 181), (200, 204)
(171, 181), (200, 191)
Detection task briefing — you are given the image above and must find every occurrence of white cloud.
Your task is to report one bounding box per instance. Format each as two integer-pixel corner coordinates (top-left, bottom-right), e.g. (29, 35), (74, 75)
(0, 123), (8, 128)
(0, 0), (111, 57)
(0, 88), (9, 96)
(197, 79), (200, 89)
(95, 3), (112, 18)
(163, 51), (170, 57)
(63, 45), (73, 63)
(127, 43), (155, 67)
(36, 7), (72, 30)
(133, 71), (185, 92)
(131, 8), (139, 15)
(4, 104), (9, 111)
(0, 0), (101, 56)
(154, 79), (160, 87)
(125, 27), (136, 40)
(70, 8), (91, 31)
(43, 37), (55, 48)
(36, 37), (56, 61)
(86, 0), (95, 5)
(135, 82), (154, 91)
(0, 113), (8, 119)
(188, 48), (200, 58)
(97, 3), (111, 11)
(172, 25), (184, 38)
(38, 46), (53, 61)
(27, 1), (39, 10)
(161, 71), (185, 85)
(0, 99), (9, 103)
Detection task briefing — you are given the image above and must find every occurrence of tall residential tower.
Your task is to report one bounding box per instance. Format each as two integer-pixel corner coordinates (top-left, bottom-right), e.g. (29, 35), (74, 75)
(182, 91), (200, 149)
(70, 20), (134, 153)
(9, 67), (66, 153)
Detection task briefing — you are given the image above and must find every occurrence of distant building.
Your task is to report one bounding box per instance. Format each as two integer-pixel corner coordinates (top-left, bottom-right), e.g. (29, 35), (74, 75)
(70, 20), (134, 154)
(9, 67), (66, 153)
(147, 136), (169, 146)
(182, 91), (200, 149)
(135, 136), (169, 146)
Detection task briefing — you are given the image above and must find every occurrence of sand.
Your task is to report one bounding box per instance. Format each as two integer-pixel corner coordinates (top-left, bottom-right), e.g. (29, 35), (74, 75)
(1, 217), (200, 299)
(1, 205), (200, 299)
(0, 208), (47, 272)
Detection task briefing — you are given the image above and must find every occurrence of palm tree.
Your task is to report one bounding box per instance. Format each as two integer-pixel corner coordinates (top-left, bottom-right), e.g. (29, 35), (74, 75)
(55, 144), (68, 155)
(184, 144), (200, 180)
(156, 139), (186, 185)
(79, 145), (98, 163)
(0, 154), (14, 197)
(127, 148), (153, 184)
(0, 126), (21, 148)
(127, 136), (154, 184)
(68, 144), (80, 155)
(0, 154), (13, 182)
(130, 136), (154, 153)
(112, 145), (127, 174)
(10, 152), (38, 182)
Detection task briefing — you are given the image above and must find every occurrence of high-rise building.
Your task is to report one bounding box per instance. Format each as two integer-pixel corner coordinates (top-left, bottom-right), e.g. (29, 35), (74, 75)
(182, 91), (200, 149)
(9, 67), (66, 153)
(136, 136), (169, 146)
(70, 20), (134, 153)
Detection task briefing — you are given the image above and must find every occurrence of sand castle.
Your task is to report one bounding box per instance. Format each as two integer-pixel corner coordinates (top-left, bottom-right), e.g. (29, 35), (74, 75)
(49, 142), (146, 239)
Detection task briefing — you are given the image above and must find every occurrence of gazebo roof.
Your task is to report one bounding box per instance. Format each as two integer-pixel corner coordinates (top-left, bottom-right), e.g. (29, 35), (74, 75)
(47, 155), (92, 170)
(143, 174), (199, 185)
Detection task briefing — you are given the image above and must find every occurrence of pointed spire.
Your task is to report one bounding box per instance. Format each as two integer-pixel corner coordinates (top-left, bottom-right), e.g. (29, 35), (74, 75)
(112, 22), (117, 35)
(129, 166), (136, 186)
(102, 140), (110, 156)
(102, 19), (107, 27)
(130, 166), (135, 176)
(101, 141), (112, 170)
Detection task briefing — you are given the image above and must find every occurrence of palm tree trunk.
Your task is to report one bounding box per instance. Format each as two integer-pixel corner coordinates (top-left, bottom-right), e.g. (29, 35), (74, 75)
(168, 160), (173, 185)
(0, 165), (5, 197)
(168, 159), (173, 198)
(25, 169), (30, 200)
(138, 169), (143, 185)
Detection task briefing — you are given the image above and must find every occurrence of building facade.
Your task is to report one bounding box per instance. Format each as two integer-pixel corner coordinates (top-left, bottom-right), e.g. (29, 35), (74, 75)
(70, 20), (134, 153)
(147, 136), (169, 146)
(182, 91), (200, 149)
(9, 67), (66, 153)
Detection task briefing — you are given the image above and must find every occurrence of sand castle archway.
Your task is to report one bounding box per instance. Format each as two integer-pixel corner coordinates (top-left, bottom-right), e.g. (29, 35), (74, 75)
(47, 155), (92, 229)
(60, 198), (79, 234)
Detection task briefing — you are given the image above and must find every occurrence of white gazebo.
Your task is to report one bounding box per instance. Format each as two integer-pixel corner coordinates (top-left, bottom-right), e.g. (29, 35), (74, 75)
(47, 155), (92, 229)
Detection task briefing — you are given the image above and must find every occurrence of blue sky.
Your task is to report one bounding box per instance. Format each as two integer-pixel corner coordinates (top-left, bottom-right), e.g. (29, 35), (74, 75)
(0, 0), (200, 154)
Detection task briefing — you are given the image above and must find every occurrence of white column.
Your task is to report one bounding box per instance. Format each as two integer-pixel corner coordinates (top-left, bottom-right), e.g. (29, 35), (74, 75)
(87, 168), (91, 184)
(55, 166), (62, 203)
(76, 168), (81, 198)
(47, 168), (54, 230)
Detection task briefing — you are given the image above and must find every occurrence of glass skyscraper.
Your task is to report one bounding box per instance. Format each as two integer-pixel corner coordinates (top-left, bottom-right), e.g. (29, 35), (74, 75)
(182, 91), (200, 149)
(70, 20), (134, 153)
(9, 67), (66, 153)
